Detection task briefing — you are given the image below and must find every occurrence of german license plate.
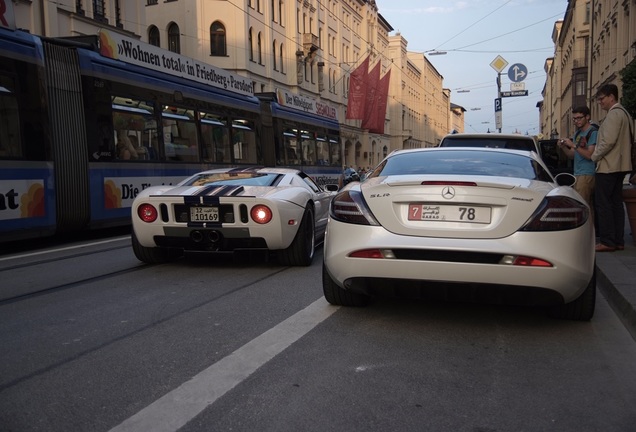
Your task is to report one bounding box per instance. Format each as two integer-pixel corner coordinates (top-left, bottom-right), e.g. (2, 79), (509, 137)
(190, 206), (219, 222)
(408, 204), (491, 223)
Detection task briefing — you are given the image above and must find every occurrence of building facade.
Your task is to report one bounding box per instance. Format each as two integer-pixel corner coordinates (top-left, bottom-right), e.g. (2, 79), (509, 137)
(11, 0), (455, 170)
(540, 0), (636, 139)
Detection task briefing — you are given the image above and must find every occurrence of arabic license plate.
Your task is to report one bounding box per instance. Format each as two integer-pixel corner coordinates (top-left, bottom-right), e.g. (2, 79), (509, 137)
(408, 204), (491, 224)
(190, 206), (219, 222)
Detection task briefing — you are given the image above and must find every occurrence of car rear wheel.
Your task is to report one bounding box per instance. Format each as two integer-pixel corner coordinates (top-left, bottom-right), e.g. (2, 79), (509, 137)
(278, 206), (315, 266)
(131, 230), (182, 264)
(322, 263), (370, 306)
(548, 268), (596, 321)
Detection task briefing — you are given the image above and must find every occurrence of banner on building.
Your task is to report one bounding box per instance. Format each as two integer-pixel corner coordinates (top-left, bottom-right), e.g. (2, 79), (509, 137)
(369, 69), (391, 134)
(361, 62), (381, 130)
(345, 55), (370, 120)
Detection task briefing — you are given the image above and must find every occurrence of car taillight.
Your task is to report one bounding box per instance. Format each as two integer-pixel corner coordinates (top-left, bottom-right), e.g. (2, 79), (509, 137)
(330, 190), (379, 225)
(251, 205), (273, 224)
(138, 204), (158, 223)
(521, 196), (588, 231)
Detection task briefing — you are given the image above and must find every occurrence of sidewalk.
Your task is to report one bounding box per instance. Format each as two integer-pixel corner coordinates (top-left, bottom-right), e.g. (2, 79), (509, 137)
(595, 209), (636, 341)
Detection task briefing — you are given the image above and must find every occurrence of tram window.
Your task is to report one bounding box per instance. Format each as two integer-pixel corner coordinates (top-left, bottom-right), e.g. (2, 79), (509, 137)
(162, 106), (200, 162)
(0, 79), (22, 158)
(301, 131), (316, 165)
(200, 113), (230, 163)
(316, 135), (330, 166)
(232, 119), (257, 164)
(329, 137), (342, 166)
(281, 128), (300, 165)
(112, 96), (157, 161)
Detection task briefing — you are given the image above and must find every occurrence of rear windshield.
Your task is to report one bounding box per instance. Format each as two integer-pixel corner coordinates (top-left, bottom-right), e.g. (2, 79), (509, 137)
(371, 150), (552, 181)
(184, 172), (281, 187)
(439, 136), (537, 152)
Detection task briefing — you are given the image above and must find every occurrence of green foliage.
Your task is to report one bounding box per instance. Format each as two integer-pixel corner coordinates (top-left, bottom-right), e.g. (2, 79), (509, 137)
(620, 58), (636, 118)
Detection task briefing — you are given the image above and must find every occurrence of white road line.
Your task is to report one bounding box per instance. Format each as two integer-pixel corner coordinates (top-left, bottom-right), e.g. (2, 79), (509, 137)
(109, 298), (339, 432)
(0, 237), (130, 262)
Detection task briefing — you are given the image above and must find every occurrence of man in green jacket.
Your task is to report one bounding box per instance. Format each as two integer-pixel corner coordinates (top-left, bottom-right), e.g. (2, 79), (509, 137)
(591, 84), (634, 252)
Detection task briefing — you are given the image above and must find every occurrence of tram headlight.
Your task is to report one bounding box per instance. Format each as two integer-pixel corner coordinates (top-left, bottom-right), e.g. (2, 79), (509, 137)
(250, 205), (272, 224)
(138, 204), (158, 223)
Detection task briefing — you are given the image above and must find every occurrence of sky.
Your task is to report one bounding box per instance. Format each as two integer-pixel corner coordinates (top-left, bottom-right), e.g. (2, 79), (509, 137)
(376, 0), (567, 135)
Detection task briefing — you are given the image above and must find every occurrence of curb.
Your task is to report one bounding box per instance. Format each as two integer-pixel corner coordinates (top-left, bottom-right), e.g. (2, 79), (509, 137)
(596, 253), (636, 341)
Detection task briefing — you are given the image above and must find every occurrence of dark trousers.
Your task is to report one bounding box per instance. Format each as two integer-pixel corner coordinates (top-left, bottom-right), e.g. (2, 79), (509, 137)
(595, 172), (627, 247)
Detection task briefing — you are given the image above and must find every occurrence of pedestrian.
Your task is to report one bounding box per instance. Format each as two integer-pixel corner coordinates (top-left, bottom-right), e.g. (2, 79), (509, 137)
(591, 83), (634, 252)
(558, 105), (598, 224)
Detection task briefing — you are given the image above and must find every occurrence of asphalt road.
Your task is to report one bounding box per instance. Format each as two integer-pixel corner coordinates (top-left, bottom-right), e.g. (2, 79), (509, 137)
(1, 235), (635, 432)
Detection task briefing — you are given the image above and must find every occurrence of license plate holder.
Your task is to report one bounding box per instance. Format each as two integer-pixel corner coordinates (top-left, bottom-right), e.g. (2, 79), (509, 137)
(408, 204), (491, 224)
(190, 206), (219, 222)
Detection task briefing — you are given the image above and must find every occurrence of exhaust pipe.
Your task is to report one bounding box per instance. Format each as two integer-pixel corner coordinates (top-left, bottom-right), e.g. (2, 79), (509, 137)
(208, 230), (221, 243)
(191, 230), (204, 243)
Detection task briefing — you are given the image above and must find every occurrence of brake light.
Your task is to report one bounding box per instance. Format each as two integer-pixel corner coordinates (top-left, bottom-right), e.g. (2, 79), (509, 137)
(420, 181), (477, 186)
(138, 204), (158, 223)
(251, 205), (273, 224)
(330, 190), (379, 226)
(521, 196), (588, 231)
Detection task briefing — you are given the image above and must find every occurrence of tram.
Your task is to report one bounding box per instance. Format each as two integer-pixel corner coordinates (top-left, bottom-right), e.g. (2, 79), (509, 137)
(0, 27), (343, 243)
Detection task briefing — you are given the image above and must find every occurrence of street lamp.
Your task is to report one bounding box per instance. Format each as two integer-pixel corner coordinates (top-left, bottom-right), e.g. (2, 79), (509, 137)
(427, 51), (447, 56)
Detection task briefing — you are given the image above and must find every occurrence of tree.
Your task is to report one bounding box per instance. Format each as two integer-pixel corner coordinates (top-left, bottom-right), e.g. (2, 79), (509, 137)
(620, 58), (636, 118)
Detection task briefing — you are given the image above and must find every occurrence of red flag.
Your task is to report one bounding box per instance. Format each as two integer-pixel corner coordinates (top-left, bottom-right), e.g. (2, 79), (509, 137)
(345, 55), (370, 120)
(369, 69), (391, 134)
(361, 62), (381, 130)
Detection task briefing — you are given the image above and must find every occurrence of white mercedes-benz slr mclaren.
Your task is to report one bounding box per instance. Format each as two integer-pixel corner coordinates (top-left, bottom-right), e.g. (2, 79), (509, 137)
(323, 147), (596, 321)
(131, 167), (337, 266)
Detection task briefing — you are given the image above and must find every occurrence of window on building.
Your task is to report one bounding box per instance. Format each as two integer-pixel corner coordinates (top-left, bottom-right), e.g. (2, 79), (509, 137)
(272, 40), (277, 70)
(210, 21), (226, 56)
(279, 43), (284, 73)
(148, 26), (160, 47)
(249, 28), (254, 61)
(279, 1), (284, 26)
(147, 0), (158, 4)
(168, 23), (180, 53)
(93, 0), (107, 22)
(271, 0), (276, 22)
(258, 32), (263, 65)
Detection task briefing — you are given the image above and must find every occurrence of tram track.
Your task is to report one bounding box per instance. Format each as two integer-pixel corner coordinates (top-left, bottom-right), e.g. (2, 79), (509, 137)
(0, 264), (292, 392)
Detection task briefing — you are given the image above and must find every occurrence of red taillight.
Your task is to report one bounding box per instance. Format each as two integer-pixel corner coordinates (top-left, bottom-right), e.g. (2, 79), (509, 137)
(138, 204), (158, 223)
(349, 249), (385, 258)
(521, 196), (588, 231)
(330, 190), (379, 226)
(512, 256), (552, 267)
(251, 205), (273, 224)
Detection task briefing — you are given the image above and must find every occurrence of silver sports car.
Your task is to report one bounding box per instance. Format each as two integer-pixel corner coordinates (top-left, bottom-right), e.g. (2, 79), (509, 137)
(132, 167), (337, 266)
(323, 147), (596, 321)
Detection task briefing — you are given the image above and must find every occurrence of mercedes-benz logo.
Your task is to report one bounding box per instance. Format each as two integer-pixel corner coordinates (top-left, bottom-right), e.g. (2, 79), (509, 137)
(441, 186), (455, 199)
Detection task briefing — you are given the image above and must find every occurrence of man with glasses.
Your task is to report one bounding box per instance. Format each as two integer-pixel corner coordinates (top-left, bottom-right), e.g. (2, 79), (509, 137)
(558, 106), (597, 225)
(591, 84), (634, 252)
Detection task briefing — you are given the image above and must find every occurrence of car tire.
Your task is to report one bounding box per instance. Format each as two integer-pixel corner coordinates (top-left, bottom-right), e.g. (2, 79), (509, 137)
(131, 230), (182, 264)
(322, 263), (370, 306)
(548, 267), (596, 321)
(278, 206), (315, 266)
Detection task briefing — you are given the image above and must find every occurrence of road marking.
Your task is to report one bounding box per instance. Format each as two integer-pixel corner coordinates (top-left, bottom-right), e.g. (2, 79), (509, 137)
(109, 298), (339, 432)
(0, 237), (130, 262)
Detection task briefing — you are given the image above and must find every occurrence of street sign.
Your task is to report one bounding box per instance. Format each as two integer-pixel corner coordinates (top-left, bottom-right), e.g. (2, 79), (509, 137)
(510, 82), (525, 91)
(490, 55), (508, 73)
(501, 90), (528, 97)
(507, 63), (528, 82)
(494, 97), (502, 130)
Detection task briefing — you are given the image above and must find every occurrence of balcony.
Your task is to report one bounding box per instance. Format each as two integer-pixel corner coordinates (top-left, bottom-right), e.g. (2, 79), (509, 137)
(303, 33), (319, 54)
